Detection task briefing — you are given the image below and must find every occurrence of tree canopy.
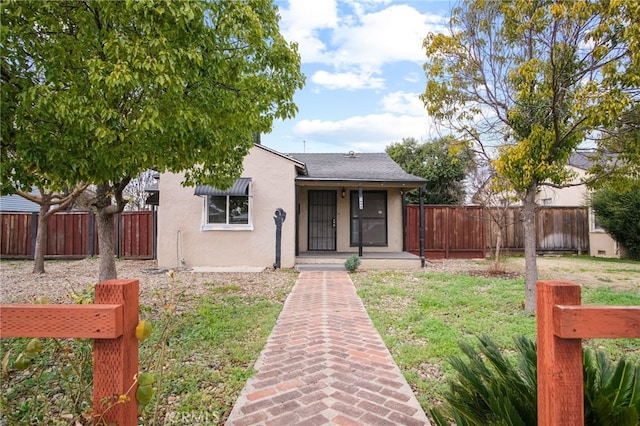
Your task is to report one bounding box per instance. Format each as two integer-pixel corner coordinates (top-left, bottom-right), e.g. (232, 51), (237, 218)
(1, 0), (305, 279)
(386, 136), (474, 205)
(421, 0), (639, 312)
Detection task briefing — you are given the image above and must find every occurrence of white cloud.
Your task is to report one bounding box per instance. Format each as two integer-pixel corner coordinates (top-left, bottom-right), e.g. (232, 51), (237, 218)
(330, 4), (441, 69)
(277, 1), (448, 90)
(292, 113), (434, 151)
(311, 70), (385, 90)
(381, 91), (424, 115)
(277, 0), (339, 62)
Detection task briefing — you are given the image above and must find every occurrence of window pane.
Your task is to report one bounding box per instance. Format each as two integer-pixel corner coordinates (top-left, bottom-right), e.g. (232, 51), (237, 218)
(208, 196), (227, 224)
(350, 191), (387, 246)
(229, 196), (249, 224)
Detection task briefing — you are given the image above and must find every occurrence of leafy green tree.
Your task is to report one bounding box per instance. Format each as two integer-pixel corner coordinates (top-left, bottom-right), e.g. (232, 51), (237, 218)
(386, 136), (474, 205)
(18, 186), (88, 274)
(590, 178), (640, 260)
(421, 0), (638, 313)
(1, 0), (304, 280)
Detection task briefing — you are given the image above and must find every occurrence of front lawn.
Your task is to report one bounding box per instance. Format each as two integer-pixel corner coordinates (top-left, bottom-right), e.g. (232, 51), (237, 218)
(353, 265), (640, 410)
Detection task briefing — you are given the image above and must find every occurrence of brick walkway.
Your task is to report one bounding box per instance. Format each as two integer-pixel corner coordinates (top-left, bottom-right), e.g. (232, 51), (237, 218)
(225, 271), (431, 425)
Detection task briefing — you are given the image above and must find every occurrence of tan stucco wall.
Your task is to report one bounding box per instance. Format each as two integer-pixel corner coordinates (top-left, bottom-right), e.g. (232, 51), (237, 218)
(536, 166), (588, 206)
(297, 185), (406, 253)
(589, 231), (623, 258)
(157, 147), (298, 269)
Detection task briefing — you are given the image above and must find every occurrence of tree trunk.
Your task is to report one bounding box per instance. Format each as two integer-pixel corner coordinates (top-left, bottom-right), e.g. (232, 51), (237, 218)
(32, 204), (50, 274)
(95, 180), (130, 282)
(522, 186), (538, 314)
(97, 208), (117, 282)
(493, 227), (502, 271)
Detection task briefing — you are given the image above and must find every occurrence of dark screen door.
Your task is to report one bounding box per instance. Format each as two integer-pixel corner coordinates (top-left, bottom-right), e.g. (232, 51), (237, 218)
(308, 190), (336, 251)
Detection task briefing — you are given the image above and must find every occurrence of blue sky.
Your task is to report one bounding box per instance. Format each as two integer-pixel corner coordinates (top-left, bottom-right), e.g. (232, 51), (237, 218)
(261, 0), (454, 154)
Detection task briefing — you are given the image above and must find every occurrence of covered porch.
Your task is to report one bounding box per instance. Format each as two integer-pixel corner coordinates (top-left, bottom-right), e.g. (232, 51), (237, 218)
(287, 151), (428, 270)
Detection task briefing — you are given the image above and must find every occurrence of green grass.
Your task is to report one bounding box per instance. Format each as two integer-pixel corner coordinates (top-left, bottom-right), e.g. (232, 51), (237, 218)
(353, 270), (640, 411)
(145, 294), (285, 422)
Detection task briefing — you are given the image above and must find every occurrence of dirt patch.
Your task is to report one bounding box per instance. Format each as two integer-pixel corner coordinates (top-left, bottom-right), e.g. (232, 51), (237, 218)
(1, 256), (637, 305)
(0, 258), (298, 305)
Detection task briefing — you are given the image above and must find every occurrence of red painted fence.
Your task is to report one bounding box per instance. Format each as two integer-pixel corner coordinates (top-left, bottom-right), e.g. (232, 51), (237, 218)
(0, 211), (156, 260)
(406, 206), (589, 259)
(0, 279), (140, 425)
(536, 281), (640, 425)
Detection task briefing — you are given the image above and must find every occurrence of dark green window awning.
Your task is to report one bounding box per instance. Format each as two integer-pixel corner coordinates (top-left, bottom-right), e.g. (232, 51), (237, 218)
(194, 178), (251, 196)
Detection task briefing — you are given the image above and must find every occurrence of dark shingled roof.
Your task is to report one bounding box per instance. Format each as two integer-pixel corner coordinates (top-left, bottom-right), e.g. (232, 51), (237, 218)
(288, 152), (426, 183)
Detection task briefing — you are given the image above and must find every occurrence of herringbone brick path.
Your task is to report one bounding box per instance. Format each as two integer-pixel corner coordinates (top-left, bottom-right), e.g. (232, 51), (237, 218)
(225, 271), (430, 425)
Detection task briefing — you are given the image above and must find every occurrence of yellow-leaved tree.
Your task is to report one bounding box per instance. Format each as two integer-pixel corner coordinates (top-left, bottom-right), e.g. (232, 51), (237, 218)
(422, 0), (639, 313)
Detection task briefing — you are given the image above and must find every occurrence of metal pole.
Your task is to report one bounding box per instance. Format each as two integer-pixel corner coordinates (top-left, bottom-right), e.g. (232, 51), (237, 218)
(358, 186), (363, 257)
(419, 184), (426, 267)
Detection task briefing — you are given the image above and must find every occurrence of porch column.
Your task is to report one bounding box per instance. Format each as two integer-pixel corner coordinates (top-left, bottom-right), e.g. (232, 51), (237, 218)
(401, 191), (407, 252)
(358, 186), (363, 257)
(419, 184), (426, 267)
(295, 185), (299, 256)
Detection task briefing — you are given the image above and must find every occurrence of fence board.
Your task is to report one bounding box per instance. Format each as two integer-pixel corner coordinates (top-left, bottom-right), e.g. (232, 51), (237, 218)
(0, 213), (33, 257)
(0, 211), (156, 260)
(0, 304), (123, 338)
(407, 205), (589, 259)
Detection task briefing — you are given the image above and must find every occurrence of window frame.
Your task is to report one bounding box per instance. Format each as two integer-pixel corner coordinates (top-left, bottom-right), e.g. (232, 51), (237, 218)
(201, 186), (253, 231)
(349, 190), (388, 247)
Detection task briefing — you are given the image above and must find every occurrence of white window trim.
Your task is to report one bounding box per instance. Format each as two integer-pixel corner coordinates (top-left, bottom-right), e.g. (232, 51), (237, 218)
(201, 192), (253, 231)
(589, 207), (604, 233)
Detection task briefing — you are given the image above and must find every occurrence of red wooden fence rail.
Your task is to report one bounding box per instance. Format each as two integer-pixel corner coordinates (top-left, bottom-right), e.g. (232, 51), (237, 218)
(0, 279), (139, 425)
(536, 281), (640, 426)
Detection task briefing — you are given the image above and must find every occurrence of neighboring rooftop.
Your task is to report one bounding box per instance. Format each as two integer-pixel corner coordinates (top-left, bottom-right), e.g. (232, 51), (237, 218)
(568, 150), (595, 170)
(288, 152), (426, 183)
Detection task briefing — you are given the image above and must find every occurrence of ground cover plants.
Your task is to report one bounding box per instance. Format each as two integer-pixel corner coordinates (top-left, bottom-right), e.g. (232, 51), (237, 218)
(352, 260), (640, 418)
(0, 264), (297, 425)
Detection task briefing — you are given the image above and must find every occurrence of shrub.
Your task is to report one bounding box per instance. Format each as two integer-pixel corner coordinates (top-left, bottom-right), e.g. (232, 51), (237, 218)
(344, 255), (361, 272)
(591, 180), (640, 260)
(430, 335), (640, 426)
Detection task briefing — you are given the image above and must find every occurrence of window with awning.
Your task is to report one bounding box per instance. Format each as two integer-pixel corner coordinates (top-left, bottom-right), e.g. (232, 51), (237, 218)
(196, 178), (252, 229)
(194, 178), (252, 197)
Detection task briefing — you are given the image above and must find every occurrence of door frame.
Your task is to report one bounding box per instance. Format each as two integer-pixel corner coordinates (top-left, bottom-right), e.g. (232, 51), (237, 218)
(307, 190), (337, 251)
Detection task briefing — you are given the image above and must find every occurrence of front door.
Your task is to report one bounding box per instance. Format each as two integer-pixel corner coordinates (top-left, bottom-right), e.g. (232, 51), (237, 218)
(308, 190), (336, 251)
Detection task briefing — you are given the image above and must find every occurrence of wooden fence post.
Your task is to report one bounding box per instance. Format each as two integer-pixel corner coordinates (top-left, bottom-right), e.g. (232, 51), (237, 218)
(0, 279), (139, 425)
(537, 280), (583, 426)
(93, 279), (139, 425)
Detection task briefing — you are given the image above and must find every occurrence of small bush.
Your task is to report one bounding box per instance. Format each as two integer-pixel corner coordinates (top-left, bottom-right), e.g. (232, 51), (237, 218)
(344, 255), (361, 272)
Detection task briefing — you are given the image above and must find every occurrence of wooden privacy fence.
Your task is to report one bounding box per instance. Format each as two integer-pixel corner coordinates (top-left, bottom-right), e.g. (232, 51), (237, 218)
(537, 281), (640, 425)
(0, 211), (156, 260)
(0, 279), (139, 425)
(406, 205), (589, 259)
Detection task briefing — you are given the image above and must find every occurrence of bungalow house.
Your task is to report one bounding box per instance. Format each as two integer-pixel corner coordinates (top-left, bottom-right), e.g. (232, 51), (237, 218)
(156, 144), (427, 270)
(536, 151), (624, 258)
